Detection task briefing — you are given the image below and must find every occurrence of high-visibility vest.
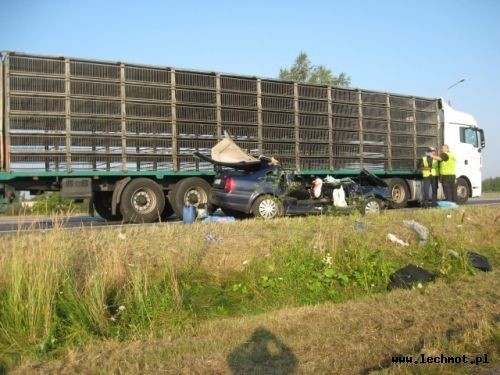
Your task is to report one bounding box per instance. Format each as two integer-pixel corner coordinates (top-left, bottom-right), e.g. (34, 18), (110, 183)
(422, 157), (438, 177)
(440, 152), (456, 176)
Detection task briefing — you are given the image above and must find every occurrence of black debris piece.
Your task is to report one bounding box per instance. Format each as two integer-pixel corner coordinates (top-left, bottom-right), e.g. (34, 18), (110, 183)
(387, 264), (435, 290)
(467, 251), (492, 272)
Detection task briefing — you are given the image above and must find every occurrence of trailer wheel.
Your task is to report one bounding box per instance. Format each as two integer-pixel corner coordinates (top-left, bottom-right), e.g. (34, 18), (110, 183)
(93, 192), (123, 221)
(160, 195), (175, 221)
(119, 178), (165, 223)
(171, 177), (211, 218)
(361, 197), (382, 215)
(387, 178), (409, 208)
(251, 195), (284, 220)
(455, 177), (470, 205)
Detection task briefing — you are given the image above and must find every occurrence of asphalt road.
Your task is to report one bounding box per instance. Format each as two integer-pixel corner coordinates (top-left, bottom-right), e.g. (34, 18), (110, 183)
(0, 197), (498, 234)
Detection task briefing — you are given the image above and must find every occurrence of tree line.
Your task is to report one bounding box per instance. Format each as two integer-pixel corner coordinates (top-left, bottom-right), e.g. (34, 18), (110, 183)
(483, 177), (500, 192)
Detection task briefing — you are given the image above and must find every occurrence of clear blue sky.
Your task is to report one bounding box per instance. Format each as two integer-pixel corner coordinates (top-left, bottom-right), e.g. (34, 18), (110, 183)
(2, 0), (499, 177)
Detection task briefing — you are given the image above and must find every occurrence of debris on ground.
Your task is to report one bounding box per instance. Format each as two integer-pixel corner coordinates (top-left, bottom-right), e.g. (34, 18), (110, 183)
(387, 264), (435, 290)
(202, 216), (236, 224)
(403, 220), (429, 246)
(354, 221), (366, 231)
(467, 251), (492, 272)
(387, 233), (409, 247)
(436, 201), (459, 209)
(204, 231), (223, 243)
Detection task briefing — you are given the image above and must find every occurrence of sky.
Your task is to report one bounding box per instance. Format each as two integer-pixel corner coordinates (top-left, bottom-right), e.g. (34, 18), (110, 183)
(2, 0), (499, 177)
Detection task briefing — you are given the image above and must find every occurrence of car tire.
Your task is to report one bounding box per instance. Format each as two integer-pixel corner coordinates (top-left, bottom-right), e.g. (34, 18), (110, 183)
(251, 195), (284, 219)
(455, 177), (470, 205)
(170, 177), (211, 219)
(119, 178), (165, 223)
(361, 197), (382, 215)
(93, 191), (123, 221)
(387, 178), (409, 208)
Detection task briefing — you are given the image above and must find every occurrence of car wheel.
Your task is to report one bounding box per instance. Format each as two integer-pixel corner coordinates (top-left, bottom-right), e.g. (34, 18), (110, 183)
(119, 178), (165, 223)
(361, 197), (382, 215)
(251, 195), (284, 219)
(455, 177), (469, 204)
(387, 178), (409, 208)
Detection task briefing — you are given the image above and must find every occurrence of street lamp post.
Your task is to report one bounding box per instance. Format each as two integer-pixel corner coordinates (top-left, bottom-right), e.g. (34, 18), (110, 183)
(448, 78), (465, 90)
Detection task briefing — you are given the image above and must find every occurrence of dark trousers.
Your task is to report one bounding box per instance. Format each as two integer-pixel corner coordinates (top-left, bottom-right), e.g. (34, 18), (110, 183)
(422, 176), (438, 206)
(441, 175), (456, 202)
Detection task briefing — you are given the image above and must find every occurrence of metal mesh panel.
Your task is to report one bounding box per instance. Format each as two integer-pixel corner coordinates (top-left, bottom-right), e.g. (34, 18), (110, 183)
(126, 102), (171, 119)
(261, 96), (294, 111)
(415, 99), (436, 111)
(71, 118), (122, 134)
(390, 109), (414, 122)
(363, 119), (388, 133)
(300, 158), (329, 170)
(10, 154), (66, 170)
(126, 120), (172, 136)
(71, 136), (122, 153)
(262, 111), (294, 127)
(9, 116), (66, 133)
(71, 99), (121, 116)
(416, 111), (436, 124)
(10, 76), (65, 94)
(221, 108), (258, 124)
(390, 96), (413, 109)
(236, 141), (259, 154)
(333, 158), (362, 170)
(391, 134), (414, 146)
(333, 145), (359, 157)
(391, 147), (414, 159)
(10, 135), (66, 152)
(175, 71), (216, 88)
(363, 145), (387, 158)
(262, 127), (295, 141)
(178, 139), (216, 155)
(176, 89), (216, 105)
(333, 131), (359, 143)
(261, 80), (294, 96)
(299, 114), (328, 128)
(220, 76), (257, 92)
(177, 122), (217, 138)
(127, 137), (172, 154)
(299, 128), (328, 142)
(416, 123), (438, 136)
(299, 99), (328, 114)
(391, 121), (414, 134)
(392, 159), (415, 170)
(331, 88), (358, 103)
(71, 81), (120, 97)
(298, 85), (328, 99)
(262, 142), (295, 156)
(362, 105), (387, 120)
(125, 84), (170, 101)
(222, 125), (258, 140)
(332, 117), (359, 130)
(177, 155), (213, 171)
(361, 92), (386, 105)
(71, 61), (120, 80)
(332, 103), (358, 117)
(125, 66), (170, 84)
(176, 105), (216, 121)
(69, 155), (122, 171)
(221, 93), (257, 108)
(363, 132), (387, 144)
(278, 157), (296, 169)
(11, 96), (65, 113)
(416, 136), (438, 147)
(9, 55), (64, 75)
(299, 143), (329, 156)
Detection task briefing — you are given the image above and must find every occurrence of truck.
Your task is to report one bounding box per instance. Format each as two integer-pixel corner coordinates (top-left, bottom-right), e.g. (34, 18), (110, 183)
(0, 52), (485, 222)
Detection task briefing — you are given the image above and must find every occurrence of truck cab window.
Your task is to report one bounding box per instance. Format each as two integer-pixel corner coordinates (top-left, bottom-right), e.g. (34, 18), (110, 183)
(460, 127), (478, 148)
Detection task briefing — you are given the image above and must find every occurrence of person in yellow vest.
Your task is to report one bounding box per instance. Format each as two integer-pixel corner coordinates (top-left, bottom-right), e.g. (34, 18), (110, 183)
(418, 146), (439, 207)
(432, 144), (457, 202)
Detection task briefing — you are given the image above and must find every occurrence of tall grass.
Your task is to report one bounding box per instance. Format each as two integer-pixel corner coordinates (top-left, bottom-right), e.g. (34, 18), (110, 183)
(0, 206), (498, 370)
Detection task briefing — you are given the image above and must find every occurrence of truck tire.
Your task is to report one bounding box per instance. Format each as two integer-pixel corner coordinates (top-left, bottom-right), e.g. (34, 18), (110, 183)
(160, 195), (175, 221)
(251, 195), (284, 219)
(93, 192), (123, 221)
(170, 177), (211, 219)
(387, 178), (409, 208)
(455, 177), (470, 205)
(361, 197), (382, 215)
(119, 178), (165, 223)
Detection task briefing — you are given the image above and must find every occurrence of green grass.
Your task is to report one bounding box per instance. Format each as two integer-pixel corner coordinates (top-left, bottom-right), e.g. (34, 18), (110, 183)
(0, 206), (499, 373)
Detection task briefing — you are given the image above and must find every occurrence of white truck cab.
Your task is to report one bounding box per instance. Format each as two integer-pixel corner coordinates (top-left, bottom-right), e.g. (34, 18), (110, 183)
(440, 101), (485, 199)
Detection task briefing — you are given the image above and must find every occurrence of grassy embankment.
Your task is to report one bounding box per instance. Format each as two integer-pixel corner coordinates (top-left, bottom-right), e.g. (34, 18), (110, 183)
(1, 206), (499, 374)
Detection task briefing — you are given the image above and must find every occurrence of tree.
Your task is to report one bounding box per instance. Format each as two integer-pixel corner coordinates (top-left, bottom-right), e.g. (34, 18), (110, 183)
(482, 177), (500, 192)
(279, 52), (350, 87)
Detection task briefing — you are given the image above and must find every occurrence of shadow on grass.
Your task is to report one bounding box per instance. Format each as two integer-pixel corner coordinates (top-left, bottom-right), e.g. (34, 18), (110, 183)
(227, 326), (297, 374)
